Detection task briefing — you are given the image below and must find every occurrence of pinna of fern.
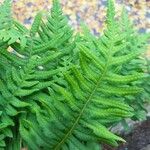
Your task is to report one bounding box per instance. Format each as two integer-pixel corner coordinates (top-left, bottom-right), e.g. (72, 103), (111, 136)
(0, 0), (150, 149)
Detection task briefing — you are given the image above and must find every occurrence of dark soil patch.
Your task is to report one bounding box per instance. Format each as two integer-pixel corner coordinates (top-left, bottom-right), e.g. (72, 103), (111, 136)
(103, 119), (150, 150)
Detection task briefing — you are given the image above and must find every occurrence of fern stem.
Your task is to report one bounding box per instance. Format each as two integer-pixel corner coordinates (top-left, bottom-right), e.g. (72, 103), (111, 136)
(54, 60), (110, 150)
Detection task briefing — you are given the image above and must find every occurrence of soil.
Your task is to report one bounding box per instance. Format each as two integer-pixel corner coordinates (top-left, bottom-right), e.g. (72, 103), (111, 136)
(103, 118), (150, 150)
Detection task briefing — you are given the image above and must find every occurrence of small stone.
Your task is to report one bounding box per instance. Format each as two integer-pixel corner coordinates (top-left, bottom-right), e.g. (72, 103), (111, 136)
(23, 17), (32, 24)
(101, 0), (107, 6)
(139, 27), (146, 33)
(26, 2), (33, 7)
(146, 12), (150, 18)
(140, 144), (150, 150)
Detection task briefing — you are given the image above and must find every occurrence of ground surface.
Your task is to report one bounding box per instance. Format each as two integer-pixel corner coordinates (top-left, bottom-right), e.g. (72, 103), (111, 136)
(104, 118), (150, 150)
(0, 0), (150, 34)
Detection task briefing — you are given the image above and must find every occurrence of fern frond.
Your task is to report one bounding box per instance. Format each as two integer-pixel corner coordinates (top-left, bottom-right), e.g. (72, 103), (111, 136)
(0, 0), (28, 48)
(26, 0), (75, 55)
(119, 6), (150, 120)
(0, 0), (12, 30)
(18, 1), (148, 149)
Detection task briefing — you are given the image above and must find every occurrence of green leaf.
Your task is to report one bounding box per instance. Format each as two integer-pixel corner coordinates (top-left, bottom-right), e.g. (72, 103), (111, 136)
(30, 11), (43, 36)
(0, 140), (6, 147)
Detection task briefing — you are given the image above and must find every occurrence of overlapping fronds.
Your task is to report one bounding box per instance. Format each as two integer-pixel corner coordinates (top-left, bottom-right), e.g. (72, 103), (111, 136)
(23, 0), (75, 57)
(119, 7), (150, 120)
(0, 30), (70, 150)
(0, 0), (28, 48)
(17, 0), (148, 149)
(22, 40), (139, 148)
(0, 0), (149, 149)
(0, 0), (12, 30)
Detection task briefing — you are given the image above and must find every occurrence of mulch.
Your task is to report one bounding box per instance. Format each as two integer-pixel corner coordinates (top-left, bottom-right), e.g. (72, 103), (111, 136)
(103, 118), (150, 150)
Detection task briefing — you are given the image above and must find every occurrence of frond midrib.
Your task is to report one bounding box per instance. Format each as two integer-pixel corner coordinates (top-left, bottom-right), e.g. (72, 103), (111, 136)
(54, 54), (111, 150)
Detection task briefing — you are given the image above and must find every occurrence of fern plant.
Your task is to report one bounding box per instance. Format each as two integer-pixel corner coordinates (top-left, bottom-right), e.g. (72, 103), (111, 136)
(78, 4), (150, 122)
(119, 7), (150, 121)
(0, 0), (149, 149)
(0, 0), (27, 49)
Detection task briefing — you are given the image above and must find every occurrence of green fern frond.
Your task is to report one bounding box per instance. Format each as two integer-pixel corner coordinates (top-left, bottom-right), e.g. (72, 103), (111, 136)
(119, 5), (150, 120)
(29, 0), (74, 54)
(0, 0), (28, 48)
(0, 0), (12, 30)
(18, 1), (147, 148)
